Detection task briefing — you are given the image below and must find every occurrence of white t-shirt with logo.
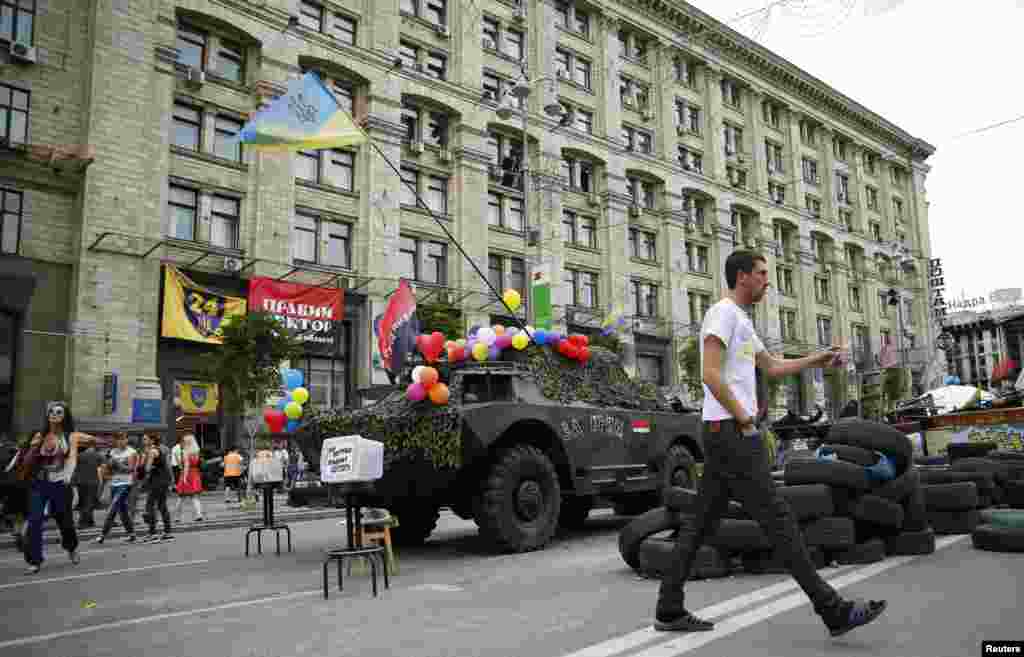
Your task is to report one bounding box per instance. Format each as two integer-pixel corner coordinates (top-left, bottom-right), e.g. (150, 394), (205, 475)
(700, 298), (765, 422)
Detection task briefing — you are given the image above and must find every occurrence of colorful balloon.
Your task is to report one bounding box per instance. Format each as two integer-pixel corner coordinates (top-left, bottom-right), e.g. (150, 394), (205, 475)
(579, 346), (591, 362)
(477, 327), (496, 346)
(291, 386), (309, 405)
(472, 342), (488, 361)
(412, 365), (426, 384)
(406, 382), (427, 401)
(284, 401), (303, 420)
(488, 343), (500, 360)
(420, 366), (439, 388)
(428, 382), (450, 405)
(284, 369), (304, 390)
(512, 333), (529, 350)
(456, 338), (467, 347)
(285, 419), (300, 433)
(493, 324), (505, 336)
(502, 288), (522, 311)
(534, 329), (547, 345)
(263, 409), (286, 433)
(495, 334), (513, 350)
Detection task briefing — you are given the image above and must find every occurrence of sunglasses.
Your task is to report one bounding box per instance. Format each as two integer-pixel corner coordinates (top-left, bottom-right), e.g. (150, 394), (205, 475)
(47, 406), (66, 418)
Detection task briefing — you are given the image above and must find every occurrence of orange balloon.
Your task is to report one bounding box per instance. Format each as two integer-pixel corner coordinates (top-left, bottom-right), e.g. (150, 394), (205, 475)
(420, 366), (439, 388)
(428, 382), (450, 405)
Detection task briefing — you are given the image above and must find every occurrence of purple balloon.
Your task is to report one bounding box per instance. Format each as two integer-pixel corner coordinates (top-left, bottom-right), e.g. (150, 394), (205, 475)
(488, 343), (500, 360)
(406, 382), (427, 402)
(468, 325), (480, 338)
(495, 334), (513, 349)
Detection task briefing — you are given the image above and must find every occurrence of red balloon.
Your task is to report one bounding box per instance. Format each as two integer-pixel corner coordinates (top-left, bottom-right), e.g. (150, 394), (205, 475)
(578, 335), (589, 347)
(578, 346), (591, 362)
(263, 409), (286, 434)
(418, 331), (446, 363)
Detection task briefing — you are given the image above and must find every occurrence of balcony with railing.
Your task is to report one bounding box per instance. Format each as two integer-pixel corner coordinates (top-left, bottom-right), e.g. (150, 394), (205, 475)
(488, 163), (524, 191)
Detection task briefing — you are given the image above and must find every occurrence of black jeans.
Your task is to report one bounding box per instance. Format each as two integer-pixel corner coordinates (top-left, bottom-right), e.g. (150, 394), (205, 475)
(145, 486), (172, 535)
(76, 483), (99, 526)
(659, 420), (839, 615)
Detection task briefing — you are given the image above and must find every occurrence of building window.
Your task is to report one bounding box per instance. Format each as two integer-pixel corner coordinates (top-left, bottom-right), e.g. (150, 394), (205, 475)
(332, 13), (357, 45)
(816, 316), (833, 346)
(299, 356), (347, 410)
(805, 195), (822, 218)
(762, 101), (780, 128)
(564, 269), (598, 307)
(402, 103), (450, 147)
(175, 22), (245, 83)
(863, 152), (877, 175)
(175, 22), (206, 70)
(617, 27), (649, 63)
(870, 221), (882, 242)
(891, 166), (904, 187)
(832, 137), (848, 161)
(562, 210), (596, 249)
(422, 174), (448, 214)
(573, 108), (594, 135)
(292, 211), (351, 268)
(636, 354), (664, 384)
(780, 308), (797, 341)
(213, 115), (243, 162)
(487, 192), (524, 232)
(295, 149), (355, 190)
(168, 185), (198, 241)
(765, 141), (784, 174)
(629, 228), (657, 261)
(1, 188), (22, 254)
(686, 242), (709, 274)
(402, 0), (446, 26)
(554, 2), (589, 37)
(0, 84), (29, 145)
(215, 39), (244, 83)
(849, 285), (862, 312)
(171, 103), (201, 151)
(555, 48), (591, 89)
(769, 182), (786, 205)
(674, 57), (694, 86)
(678, 147), (703, 174)
(332, 81), (356, 117)
(800, 120), (816, 146)
(210, 195), (240, 249)
(777, 267), (794, 296)
(631, 280), (658, 317)
(720, 78), (742, 108)
(398, 235), (447, 284)
(561, 157), (594, 193)
(503, 28), (524, 60)
(399, 41), (419, 70)
(688, 291), (711, 325)
(815, 276), (831, 304)
(892, 197), (904, 220)
(674, 100), (701, 135)
(425, 51), (447, 80)
(621, 126), (653, 154)
(722, 123), (742, 156)
(1, 0), (34, 44)
(298, 1), (324, 30)
(627, 177), (656, 209)
(836, 173), (850, 203)
(620, 76), (650, 110)
(801, 157), (819, 185)
(852, 324), (869, 360)
(488, 254), (526, 298)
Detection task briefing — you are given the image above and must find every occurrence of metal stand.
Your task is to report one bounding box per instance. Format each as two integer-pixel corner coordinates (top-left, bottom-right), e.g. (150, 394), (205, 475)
(245, 483), (292, 556)
(322, 481), (388, 599)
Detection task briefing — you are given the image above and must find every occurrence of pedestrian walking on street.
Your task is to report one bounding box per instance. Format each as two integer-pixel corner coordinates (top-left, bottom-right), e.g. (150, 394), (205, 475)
(140, 434), (174, 542)
(654, 250), (887, 637)
(287, 446), (300, 489)
(222, 446), (244, 503)
(94, 432), (138, 545)
(22, 401), (92, 574)
(173, 434), (204, 522)
(72, 441), (102, 529)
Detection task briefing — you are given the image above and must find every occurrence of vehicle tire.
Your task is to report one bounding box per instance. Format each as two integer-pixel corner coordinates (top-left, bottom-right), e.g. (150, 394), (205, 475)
(707, 518), (772, 553)
(1004, 479), (1024, 509)
(777, 484), (835, 522)
(819, 443), (878, 467)
(827, 419), (912, 474)
(832, 537), (886, 565)
(971, 524), (1024, 553)
(984, 450), (1024, 462)
(946, 442), (997, 463)
(914, 455), (948, 467)
(919, 469), (995, 493)
(637, 539), (729, 579)
(784, 459), (872, 491)
(979, 509), (1024, 529)
(926, 509), (980, 535)
(850, 494), (905, 529)
(922, 482), (979, 511)
(952, 457), (1015, 485)
(884, 528), (936, 555)
(902, 484), (929, 532)
(390, 504), (441, 546)
(830, 486), (863, 517)
(801, 516), (856, 550)
(558, 495), (594, 530)
(618, 507), (682, 571)
(612, 494), (659, 517)
(661, 444), (697, 491)
(977, 493), (993, 509)
(873, 467), (920, 502)
(473, 445), (561, 553)
(742, 546), (826, 574)
(662, 487), (746, 519)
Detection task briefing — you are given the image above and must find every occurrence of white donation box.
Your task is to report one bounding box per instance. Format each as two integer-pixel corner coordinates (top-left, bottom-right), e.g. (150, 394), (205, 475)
(320, 435), (383, 483)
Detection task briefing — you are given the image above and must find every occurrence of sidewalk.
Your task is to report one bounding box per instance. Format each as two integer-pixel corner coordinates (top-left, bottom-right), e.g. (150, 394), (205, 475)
(2, 490), (348, 550)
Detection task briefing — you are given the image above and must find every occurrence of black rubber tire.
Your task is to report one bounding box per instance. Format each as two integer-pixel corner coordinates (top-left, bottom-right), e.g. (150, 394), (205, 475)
(390, 504), (441, 546)
(977, 493), (993, 509)
(1004, 479), (1024, 509)
(661, 444), (697, 491)
(662, 487), (746, 518)
(819, 443), (878, 467)
(707, 518), (772, 553)
(919, 469), (995, 493)
(971, 524), (1024, 553)
(922, 482), (979, 511)
(832, 537), (886, 565)
(558, 496), (594, 530)
(914, 455), (948, 466)
(829, 486), (863, 517)
(927, 509), (980, 535)
(979, 509), (1024, 529)
(784, 459), (872, 491)
(742, 546), (826, 574)
(828, 419), (912, 474)
(947, 441), (998, 463)
(472, 445), (561, 553)
(636, 539), (729, 579)
(952, 457), (1016, 485)
(801, 516), (856, 550)
(618, 507), (682, 571)
(873, 467), (920, 502)
(612, 494), (660, 517)
(777, 484), (835, 522)
(884, 528), (936, 555)
(902, 483), (929, 532)
(851, 494), (905, 529)
(985, 449), (1024, 462)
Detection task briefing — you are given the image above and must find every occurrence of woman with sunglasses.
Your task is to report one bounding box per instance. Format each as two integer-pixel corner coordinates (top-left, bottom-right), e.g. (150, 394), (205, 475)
(22, 401), (95, 574)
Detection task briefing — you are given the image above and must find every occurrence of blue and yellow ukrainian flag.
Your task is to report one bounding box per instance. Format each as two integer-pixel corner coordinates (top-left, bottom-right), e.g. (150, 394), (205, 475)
(238, 72), (366, 151)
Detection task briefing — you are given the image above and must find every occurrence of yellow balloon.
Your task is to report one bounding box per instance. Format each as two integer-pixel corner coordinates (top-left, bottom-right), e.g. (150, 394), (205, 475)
(512, 333), (529, 350)
(472, 342), (489, 361)
(284, 401), (303, 420)
(502, 289), (522, 311)
(291, 386), (309, 405)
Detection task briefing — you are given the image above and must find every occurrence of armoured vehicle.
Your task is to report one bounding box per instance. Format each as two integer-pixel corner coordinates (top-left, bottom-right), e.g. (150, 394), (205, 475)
(296, 345), (703, 552)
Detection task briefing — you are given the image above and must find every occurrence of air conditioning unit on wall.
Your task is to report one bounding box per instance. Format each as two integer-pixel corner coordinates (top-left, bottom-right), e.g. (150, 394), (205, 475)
(223, 256), (243, 273)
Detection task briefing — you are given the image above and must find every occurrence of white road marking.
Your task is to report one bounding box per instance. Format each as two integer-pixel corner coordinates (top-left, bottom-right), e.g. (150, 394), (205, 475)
(0, 588), (322, 650)
(0, 559), (211, 591)
(633, 535), (967, 657)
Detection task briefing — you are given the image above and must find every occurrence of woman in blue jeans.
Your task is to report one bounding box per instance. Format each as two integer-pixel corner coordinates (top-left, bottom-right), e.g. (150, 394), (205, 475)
(94, 432), (139, 544)
(22, 401), (95, 574)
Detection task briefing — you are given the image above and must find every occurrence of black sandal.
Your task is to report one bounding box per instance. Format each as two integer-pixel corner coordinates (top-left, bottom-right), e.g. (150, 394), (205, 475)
(826, 599), (887, 637)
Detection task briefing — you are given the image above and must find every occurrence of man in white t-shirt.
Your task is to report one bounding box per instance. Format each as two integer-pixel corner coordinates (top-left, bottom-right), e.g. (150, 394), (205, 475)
(654, 249), (887, 638)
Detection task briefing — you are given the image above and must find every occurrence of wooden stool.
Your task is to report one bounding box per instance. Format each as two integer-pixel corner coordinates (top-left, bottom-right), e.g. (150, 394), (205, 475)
(355, 519), (397, 575)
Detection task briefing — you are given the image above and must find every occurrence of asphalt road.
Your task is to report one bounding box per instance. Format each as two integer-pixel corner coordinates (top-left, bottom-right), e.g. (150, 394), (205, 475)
(0, 510), (1018, 657)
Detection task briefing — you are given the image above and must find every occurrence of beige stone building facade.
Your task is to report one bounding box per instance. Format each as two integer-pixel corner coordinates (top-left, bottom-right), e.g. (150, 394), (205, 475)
(0, 0), (936, 443)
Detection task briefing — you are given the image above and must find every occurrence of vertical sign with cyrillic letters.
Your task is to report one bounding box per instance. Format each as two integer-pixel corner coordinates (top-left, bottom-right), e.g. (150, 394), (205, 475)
(929, 258), (946, 321)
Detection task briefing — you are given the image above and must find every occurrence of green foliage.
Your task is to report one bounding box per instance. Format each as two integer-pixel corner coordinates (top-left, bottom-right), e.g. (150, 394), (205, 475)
(588, 332), (622, 354)
(417, 301), (463, 339)
(677, 337), (703, 401)
(201, 312), (304, 415)
(883, 367), (908, 409)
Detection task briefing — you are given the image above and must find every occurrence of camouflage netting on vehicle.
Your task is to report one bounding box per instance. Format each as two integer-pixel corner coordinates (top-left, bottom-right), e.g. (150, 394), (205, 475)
(300, 344), (669, 469)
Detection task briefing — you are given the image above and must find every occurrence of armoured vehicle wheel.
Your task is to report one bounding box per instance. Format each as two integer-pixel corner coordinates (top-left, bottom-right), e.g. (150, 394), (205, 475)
(558, 496), (594, 529)
(390, 504), (441, 546)
(661, 444), (697, 491)
(474, 445), (561, 552)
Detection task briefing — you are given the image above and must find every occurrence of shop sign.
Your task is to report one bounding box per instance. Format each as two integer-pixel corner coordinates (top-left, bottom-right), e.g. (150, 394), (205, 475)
(161, 266), (247, 344)
(929, 258), (946, 321)
(102, 371), (118, 415)
(248, 278), (344, 355)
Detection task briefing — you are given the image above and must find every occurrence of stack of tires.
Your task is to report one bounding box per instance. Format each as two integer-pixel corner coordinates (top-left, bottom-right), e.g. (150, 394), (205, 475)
(960, 449), (1024, 553)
